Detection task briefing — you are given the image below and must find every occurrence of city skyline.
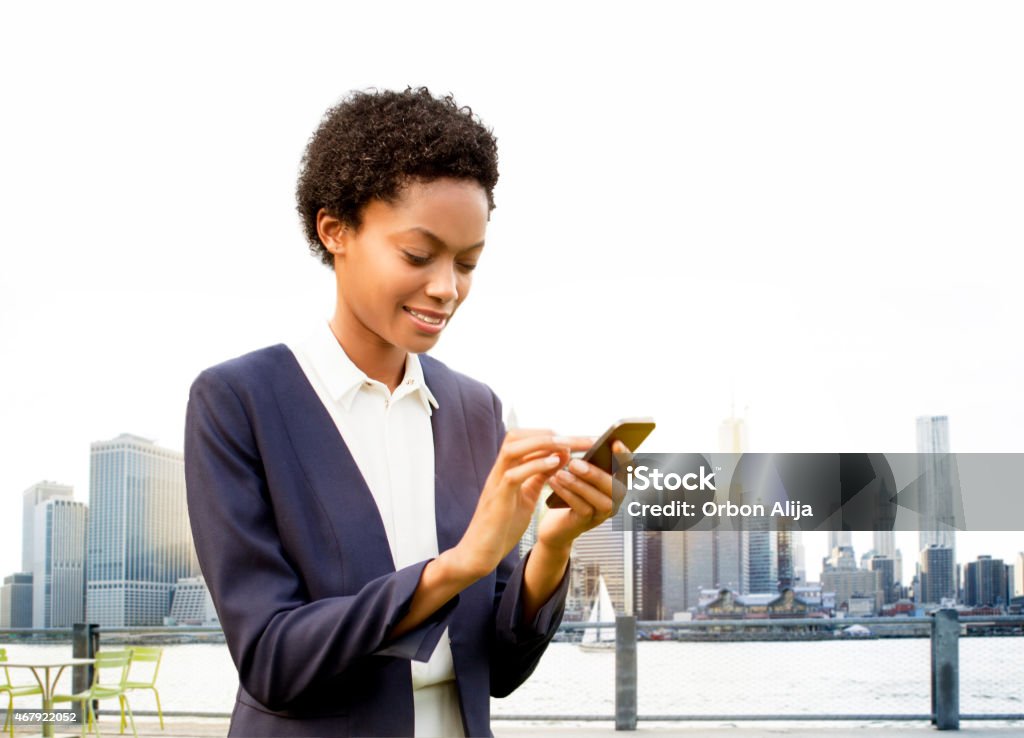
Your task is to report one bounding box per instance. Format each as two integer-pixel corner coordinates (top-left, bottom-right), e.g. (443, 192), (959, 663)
(4, 434), (1023, 596)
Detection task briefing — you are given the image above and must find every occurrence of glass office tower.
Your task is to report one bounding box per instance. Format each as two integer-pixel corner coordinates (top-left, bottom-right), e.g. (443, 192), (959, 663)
(87, 433), (196, 626)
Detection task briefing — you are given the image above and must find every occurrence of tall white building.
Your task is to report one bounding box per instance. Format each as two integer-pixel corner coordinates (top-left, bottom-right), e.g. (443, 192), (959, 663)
(32, 498), (87, 628)
(22, 481), (73, 572)
(1014, 552), (1024, 598)
(916, 417), (956, 600)
(916, 416), (956, 552)
(87, 433), (197, 626)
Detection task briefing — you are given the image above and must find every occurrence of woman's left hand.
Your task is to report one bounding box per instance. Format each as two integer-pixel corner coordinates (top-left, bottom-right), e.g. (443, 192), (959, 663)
(537, 440), (629, 552)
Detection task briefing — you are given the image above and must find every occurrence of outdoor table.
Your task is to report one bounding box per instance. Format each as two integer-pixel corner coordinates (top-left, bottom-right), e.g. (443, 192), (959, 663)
(3, 658), (95, 737)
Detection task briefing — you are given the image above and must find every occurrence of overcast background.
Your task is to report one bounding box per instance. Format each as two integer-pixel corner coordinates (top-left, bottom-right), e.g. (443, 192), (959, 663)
(2, 1), (1022, 587)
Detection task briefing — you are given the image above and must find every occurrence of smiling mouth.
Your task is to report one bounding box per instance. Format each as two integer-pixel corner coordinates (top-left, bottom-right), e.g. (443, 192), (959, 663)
(405, 308), (444, 324)
(403, 306), (450, 329)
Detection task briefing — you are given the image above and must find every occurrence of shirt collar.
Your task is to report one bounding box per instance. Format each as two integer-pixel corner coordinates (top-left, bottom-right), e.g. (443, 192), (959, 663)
(303, 321), (439, 415)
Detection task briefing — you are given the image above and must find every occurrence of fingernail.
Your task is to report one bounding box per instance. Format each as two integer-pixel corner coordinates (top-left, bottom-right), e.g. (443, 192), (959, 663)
(569, 459), (589, 475)
(558, 469), (576, 483)
(552, 435), (571, 445)
(546, 455), (561, 466)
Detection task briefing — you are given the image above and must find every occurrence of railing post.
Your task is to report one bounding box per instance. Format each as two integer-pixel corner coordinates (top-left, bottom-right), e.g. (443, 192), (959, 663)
(931, 608), (959, 730)
(615, 615), (637, 730)
(72, 623), (98, 724)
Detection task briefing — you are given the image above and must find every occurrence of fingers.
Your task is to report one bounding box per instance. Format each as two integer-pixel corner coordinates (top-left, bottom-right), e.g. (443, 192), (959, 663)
(499, 453), (564, 487)
(550, 462), (614, 517)
(548, 478), (598, 519)
(501, 434), (595, 465)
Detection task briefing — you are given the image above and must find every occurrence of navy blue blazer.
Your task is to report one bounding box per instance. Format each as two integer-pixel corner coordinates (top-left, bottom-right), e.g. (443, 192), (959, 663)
(184, 345), (569, 737)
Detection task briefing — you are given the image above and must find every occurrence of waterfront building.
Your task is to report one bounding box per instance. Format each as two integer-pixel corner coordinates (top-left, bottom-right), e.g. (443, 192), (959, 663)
(867, 555), (899, 605)
(22, 481), (73, 572)
(696, 587), (824, 620)
(86, 433), (196, 626)
(168, 576), (219, 626)
(821, 546), (881, 613)
(0, 573), (33, 628)
(1014, 553), (1024, 598)
(918, 545), (956, 606)
(964, 555), (1009, 608)
(32, 498), (87, 628)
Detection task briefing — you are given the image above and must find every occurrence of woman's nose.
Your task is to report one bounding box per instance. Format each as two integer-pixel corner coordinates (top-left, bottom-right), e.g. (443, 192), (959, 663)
(425, 263), (458, 303)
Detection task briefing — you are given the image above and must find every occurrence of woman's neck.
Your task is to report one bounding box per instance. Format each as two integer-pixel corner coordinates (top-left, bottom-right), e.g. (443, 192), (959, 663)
(328, 315), (406, 394)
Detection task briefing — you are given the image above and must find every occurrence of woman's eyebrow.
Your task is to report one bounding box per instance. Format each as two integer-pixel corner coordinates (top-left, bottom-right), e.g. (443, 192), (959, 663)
(404, 226), (485, 252)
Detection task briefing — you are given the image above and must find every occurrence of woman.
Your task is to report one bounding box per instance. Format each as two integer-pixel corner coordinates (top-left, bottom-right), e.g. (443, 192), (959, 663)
(184, 87), (624, 737)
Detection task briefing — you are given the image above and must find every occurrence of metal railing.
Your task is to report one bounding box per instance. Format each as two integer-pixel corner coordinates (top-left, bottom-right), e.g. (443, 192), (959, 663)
(2, 611), (1022, 731)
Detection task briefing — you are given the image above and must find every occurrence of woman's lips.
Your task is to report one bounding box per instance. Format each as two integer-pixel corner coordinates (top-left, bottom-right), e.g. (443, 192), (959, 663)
(403, 306), (449, 334)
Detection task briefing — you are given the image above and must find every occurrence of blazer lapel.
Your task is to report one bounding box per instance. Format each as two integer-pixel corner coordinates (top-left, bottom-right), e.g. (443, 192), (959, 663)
(421, 356), (481, 556)
(270, 346), (396, 579)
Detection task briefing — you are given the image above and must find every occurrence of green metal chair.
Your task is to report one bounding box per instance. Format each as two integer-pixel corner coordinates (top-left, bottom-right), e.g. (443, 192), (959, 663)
(120, 647), (163, 732)
(52, 649), (137, 738)
(1, 647), (44, 738)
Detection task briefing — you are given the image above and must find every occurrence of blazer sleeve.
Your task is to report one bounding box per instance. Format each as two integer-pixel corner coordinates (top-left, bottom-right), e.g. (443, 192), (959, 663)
(486, 391), (571, 698)
(184, 368), (459, 711)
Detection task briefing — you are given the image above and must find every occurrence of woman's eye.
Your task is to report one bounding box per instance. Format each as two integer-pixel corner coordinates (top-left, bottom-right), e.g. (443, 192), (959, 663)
(458, 262), (478, 272)
(403, 252), (431, 266)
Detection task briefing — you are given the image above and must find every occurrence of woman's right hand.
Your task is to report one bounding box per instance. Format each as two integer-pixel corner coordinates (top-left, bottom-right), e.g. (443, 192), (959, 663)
(451, 429), (591, 579)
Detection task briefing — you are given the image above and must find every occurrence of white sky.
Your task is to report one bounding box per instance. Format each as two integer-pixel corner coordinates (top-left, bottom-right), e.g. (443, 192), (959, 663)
(2, 2), (1022, 588)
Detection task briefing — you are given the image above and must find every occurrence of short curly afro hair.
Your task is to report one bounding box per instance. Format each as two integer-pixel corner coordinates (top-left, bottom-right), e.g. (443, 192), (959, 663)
(296, 87), (499, 268)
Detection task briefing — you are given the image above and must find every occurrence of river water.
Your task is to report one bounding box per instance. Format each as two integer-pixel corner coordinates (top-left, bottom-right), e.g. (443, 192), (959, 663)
(2, 639), (1021, 718)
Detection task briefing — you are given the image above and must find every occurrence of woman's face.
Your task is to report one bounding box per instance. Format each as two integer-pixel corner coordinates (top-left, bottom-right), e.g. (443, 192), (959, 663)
(329, 177), (489, 356)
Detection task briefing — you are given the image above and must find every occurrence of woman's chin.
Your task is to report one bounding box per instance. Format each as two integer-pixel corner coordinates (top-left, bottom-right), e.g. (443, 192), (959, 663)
(400, 331), (443, 354)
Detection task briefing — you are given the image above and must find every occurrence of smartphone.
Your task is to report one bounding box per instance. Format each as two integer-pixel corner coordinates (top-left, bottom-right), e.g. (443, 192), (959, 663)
(545, 417), (656, 508)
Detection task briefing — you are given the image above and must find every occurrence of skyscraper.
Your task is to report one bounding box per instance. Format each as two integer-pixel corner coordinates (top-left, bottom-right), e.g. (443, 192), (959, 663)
(916, 416), (957, 570)
(632, 530), (663, 619)
(746, 520), (779, 594)
(32, 498), (87, 628)
(964, 556), (1009, 608)
(22, 481), (73, 572)
(0, 573), (33, 628)
(86, 433), (196, 626)
(868, 555), (898, 605)
(918, 545), (956, 605)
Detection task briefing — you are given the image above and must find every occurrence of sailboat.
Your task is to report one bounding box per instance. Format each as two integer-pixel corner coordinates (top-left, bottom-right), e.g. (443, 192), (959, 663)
(579, 575), (616, 651)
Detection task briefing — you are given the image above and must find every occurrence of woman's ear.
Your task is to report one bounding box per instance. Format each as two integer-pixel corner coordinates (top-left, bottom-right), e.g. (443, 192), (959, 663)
(317, 209), (349, 258)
